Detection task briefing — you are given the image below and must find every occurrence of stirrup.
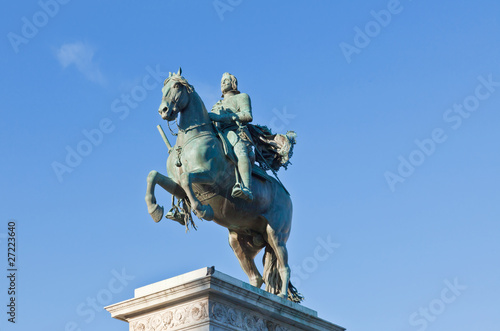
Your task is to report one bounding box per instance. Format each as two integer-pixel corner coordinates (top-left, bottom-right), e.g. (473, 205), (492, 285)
(166, 207), (186, 225)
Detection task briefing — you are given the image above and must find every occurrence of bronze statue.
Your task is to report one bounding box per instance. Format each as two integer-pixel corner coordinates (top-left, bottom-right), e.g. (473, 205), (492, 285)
(145, 68), (302, 302)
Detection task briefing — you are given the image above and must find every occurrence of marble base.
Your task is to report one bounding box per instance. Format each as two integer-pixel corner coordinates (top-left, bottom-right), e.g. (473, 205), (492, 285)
(105, 267), (345, 331)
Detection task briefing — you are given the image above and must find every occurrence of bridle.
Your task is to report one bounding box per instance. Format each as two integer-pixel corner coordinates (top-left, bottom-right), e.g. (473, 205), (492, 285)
(164, 85), (212, 136)
(162, 85), (215, 167)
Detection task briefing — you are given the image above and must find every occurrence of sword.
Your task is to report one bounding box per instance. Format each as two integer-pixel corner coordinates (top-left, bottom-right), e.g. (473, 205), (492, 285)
(157, 124), (173, 154)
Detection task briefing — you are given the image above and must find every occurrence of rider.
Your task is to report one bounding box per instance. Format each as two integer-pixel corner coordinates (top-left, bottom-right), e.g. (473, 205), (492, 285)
(209, 72), (255, 202)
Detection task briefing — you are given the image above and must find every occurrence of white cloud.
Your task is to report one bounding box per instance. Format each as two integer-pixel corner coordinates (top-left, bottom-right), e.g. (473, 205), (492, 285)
(56, 42), (105, 85)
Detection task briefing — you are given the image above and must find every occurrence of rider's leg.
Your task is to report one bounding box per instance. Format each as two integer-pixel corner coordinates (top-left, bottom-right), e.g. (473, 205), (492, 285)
(233, 141), (253, 201)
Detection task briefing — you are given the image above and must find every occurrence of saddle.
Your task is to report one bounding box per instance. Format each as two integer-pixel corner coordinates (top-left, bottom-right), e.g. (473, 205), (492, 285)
(214, 126), (238, 165)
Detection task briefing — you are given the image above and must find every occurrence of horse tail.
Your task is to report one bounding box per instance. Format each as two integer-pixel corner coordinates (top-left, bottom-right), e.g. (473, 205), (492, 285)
(262, 245), (304, 303)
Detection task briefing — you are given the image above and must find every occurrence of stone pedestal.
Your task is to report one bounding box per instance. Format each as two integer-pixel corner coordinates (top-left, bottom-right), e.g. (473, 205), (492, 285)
(105, 267), (345, 331)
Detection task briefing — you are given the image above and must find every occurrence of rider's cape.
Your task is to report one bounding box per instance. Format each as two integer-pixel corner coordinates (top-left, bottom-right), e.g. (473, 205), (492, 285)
(247, 124), (297, 172)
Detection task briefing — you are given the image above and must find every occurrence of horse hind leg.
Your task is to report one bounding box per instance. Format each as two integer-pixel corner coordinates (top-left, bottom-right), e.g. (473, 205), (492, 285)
(145, 170), (186, 223)
(228, 230), (264, 288)
(264, 224), (290, 299)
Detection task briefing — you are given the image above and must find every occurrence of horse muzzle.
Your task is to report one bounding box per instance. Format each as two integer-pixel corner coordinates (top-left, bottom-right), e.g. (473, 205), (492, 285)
(159, 103), (177, 121)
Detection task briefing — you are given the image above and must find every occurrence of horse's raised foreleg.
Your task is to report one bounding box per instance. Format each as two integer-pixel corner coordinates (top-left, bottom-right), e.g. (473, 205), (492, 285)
(228, 230), (264, 288)
(145, 170), (186, 223)
(265, 224), (291, 299)
(179, 170), (215, 220)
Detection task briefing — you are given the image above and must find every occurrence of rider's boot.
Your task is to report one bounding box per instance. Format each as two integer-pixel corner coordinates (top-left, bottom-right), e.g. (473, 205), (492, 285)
(240, 168), (253, 201)
(232, 155), (253, 202)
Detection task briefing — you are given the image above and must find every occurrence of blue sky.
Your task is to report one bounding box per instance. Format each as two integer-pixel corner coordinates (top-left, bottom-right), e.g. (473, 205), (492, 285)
(1, 0), (500, 330)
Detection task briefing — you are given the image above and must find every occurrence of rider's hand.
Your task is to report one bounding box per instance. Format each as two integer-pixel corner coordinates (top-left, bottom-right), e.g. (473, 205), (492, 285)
(209, 112), (237, 123)
(209, 112), (221, 122)
(221, 114), (237, 123)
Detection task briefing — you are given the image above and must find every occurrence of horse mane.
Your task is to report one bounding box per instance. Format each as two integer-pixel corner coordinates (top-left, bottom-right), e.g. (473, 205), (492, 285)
(163, 74), (194, 93)
(166, 75), (209, 116)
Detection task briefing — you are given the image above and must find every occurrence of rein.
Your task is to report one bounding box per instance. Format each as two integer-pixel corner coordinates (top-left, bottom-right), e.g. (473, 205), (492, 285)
(168, 119), (212, 136)
(165, 88), (209, 136)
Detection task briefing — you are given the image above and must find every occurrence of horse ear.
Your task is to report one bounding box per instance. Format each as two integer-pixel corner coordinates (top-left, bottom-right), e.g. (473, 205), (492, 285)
(177, 67), (182, 76)
(169, 72), (172, 77)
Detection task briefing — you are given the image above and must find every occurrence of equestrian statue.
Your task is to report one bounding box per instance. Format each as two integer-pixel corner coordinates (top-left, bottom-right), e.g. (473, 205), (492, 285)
(144, 68), (301, 302)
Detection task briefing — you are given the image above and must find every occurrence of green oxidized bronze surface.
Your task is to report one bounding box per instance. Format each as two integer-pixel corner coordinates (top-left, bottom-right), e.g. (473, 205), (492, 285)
(145, 68), (301, 302)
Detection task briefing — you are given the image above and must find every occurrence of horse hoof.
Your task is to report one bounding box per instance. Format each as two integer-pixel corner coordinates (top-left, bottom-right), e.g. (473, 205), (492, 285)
(195, 204), (214, 221)
(149, 204), (164, 223)
(277, 293), (286, 300)
(250, 277), (264, 288)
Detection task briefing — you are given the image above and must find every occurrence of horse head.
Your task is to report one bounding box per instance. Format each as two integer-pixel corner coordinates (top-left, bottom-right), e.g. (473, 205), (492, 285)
(158, 68), (194, 121)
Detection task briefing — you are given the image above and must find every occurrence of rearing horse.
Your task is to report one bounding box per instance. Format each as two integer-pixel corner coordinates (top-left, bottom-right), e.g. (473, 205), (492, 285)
(144, 69), (301, 302)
